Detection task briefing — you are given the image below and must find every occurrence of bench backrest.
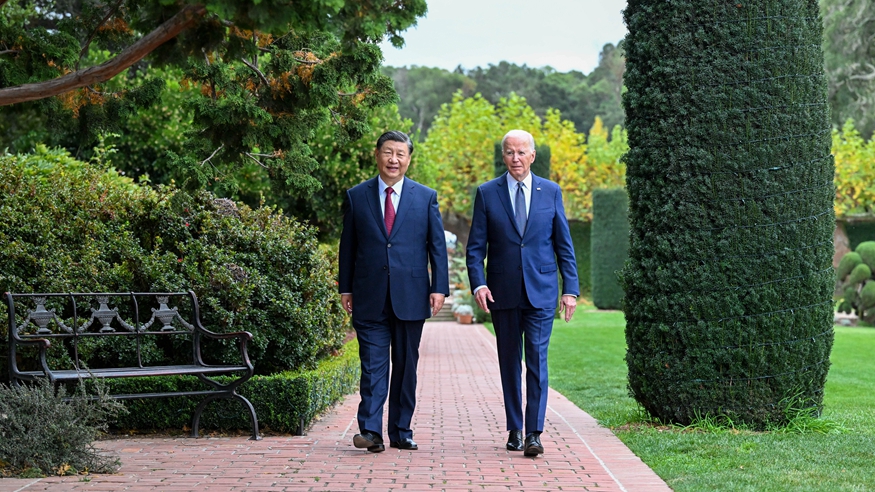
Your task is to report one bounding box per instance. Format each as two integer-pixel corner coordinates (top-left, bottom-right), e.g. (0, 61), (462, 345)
(6, 291), (206, 373)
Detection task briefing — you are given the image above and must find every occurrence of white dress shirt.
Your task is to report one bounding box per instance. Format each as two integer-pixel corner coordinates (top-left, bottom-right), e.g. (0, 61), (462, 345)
(378, 176), (404, 218)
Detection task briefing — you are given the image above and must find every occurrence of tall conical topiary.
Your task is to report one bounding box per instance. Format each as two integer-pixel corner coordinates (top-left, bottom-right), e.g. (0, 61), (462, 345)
(620, 0), (835, 428)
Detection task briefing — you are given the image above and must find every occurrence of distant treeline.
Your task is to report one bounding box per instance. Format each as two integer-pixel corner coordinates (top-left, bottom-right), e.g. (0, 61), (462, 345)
(383, 43), (625, 137)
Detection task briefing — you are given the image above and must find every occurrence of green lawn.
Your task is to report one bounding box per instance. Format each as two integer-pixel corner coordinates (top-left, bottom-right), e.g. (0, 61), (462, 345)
(547, 307), (875, 492)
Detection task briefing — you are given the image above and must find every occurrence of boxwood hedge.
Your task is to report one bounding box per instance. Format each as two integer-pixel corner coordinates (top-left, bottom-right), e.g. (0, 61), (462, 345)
(591, 188), (629, 310)
(621, 0), (835, 428)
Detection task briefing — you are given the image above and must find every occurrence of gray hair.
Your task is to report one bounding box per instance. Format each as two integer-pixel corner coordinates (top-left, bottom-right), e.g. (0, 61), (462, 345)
(501, 129), (536, 152)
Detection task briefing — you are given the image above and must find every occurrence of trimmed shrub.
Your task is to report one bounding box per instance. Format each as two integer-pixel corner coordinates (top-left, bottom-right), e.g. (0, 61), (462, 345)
(845, 221), (875, 251)
(836, 241), (875, 322)
(0, 379), (125, 477)
(591, 188), (629, 309)
(100, 338), (360, 435)
(568, 220), (592, 299)
(0, 146), (348, 378)
(621, 0), (835, 428)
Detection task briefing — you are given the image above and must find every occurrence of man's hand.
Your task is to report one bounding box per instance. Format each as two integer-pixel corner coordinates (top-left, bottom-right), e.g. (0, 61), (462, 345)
(341, 294), (353, 314)
(559, 295), (577, 322)
(474, 287), (494, 313)
(430, 293), (445, 317)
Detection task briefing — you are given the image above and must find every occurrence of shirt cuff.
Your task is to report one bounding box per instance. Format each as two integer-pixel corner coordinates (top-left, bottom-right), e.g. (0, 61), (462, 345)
(473, 285), (487, 294)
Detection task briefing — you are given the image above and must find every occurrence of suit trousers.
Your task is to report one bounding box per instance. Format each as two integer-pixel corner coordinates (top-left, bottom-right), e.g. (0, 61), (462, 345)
(353, 284), (424, 442)
(491, 286), (554, 434)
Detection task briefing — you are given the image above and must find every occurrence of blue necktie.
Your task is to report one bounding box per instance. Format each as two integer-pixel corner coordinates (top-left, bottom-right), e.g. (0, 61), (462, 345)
(514, 182), (527, 236)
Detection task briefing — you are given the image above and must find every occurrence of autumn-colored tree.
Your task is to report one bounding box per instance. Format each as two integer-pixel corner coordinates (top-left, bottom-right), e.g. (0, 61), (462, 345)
(0, 0), (426, 196)
(833, 119), (875, 219)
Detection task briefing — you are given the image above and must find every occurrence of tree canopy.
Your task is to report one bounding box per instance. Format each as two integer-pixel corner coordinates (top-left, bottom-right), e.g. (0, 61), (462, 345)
(0, 0), (426, 195)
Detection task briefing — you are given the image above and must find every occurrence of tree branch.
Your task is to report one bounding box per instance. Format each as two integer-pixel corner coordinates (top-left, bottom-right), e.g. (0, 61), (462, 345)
(0, 4), (207, 106)
(244, 152), (269, 168)
(0, 49), (19, 56)
(77, 0), (125, 70)
(201, 144), (224, 166)
(240, 58), (269, 87)
(849, 63), (875, 82)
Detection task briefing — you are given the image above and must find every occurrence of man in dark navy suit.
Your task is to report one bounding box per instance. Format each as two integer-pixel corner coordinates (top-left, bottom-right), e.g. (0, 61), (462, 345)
(338, 130), (449, 453)
(466, 129), (579, 457)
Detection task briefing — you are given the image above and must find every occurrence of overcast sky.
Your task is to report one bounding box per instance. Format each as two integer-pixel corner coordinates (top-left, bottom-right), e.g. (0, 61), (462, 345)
(379, 0), (628, 74)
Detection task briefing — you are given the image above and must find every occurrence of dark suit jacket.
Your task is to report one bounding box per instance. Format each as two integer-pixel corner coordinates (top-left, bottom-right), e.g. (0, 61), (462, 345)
(338, 177), (450, 321)
(466, 172), (579, 310)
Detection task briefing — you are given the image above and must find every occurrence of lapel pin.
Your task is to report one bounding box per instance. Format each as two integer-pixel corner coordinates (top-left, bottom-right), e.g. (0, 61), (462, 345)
(536, 187), (541, 191)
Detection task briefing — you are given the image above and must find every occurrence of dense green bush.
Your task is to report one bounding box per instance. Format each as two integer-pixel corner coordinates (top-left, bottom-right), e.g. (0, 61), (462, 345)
(100, 339), (360, 435)
(0, 146), (348, 377)
(621, 0), (835, 428)
(844, 220), (875, 251)
(591, 188), (629, 309)
(836, 241), (875, 322)
(0, 379), (125, 477)
(568, 220), (592, 299)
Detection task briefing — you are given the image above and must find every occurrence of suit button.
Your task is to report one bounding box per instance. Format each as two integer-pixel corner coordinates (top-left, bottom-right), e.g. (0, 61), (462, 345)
(521, 243), (525, 248)
(518, 266), (522, 270)
(387, 243), (392, 248)
(383, 266), (387, 270)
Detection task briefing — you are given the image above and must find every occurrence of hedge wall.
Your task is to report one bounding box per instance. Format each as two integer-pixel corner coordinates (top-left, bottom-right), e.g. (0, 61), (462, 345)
(568, 220), (592, 299)
(101, 339), (360, 435)
(621, 0), (835, 428)
(845, 220), (875, 251)
(591, 188), (629, 310)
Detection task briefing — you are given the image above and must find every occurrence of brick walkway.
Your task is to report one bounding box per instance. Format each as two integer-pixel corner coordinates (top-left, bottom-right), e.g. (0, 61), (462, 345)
(0, 322), (670, 491)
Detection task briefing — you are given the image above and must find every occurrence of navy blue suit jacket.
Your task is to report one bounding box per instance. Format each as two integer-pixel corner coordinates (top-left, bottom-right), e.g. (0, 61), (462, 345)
(338, 177), (450, 321)
(466, 172), (579, 310)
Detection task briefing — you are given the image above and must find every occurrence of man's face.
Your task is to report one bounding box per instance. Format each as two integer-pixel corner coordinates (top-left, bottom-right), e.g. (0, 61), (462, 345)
(375, 140), (411, 186)
(503, 135), (536, 181)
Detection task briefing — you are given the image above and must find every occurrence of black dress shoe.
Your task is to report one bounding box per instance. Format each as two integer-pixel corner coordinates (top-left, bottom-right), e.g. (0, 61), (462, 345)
(389, 438), (418, 450)
(523, 432), (544, 457)
(506, 430), (524, 451)
(353, 430), (385, 453)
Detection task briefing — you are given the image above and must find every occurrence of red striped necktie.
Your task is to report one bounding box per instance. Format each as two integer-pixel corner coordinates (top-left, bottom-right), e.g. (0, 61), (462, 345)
(385, 186), (396, 235)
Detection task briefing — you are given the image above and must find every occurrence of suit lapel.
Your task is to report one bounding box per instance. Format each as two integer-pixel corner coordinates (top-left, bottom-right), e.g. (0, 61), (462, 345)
(389, 179), (415, 240)
(365, 177), (389, 239)
(523, 174), (545, 240)
(496, 173), (523, 237)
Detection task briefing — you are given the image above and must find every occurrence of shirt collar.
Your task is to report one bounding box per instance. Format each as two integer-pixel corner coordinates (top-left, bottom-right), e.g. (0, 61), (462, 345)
(378, 176), (405, 196)
(506, 172), (533, 190)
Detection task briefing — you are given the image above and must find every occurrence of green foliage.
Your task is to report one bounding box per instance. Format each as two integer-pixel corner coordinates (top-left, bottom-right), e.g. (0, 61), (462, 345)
(836, 252), (862, 279)
(103, 339), (360, 434)
(591, 188), (629, 310)
(0, 379), (125, 477)
(0, 0), (427, 199)
(845, 220), (875, 250)
(621, 0), (835, 428)
(821, 0), (875, 139)
(568, 220), (593, 299)
(382, 65), (476, 135)
(832, 120), (875, 218)
(835, 241), (875, 322)
(0, 147), (347, 375)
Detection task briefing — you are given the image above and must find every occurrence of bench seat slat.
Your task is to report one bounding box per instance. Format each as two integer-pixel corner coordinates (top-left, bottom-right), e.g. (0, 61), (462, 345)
(18, 365), (249, 380)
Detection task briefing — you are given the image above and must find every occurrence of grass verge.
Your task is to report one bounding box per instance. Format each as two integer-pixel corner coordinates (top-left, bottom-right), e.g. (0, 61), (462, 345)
(548, 307), (875, 492)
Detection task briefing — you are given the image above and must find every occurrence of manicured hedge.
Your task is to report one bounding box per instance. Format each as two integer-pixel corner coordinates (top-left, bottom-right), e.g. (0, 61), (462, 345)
(844, 220), (875, 251)
(101, 339), (360, 435)
(568, 220), (592, 299)
(621, 0), (835, 428)
(590, 188), (629, 310)
(0, 147), (348, 380)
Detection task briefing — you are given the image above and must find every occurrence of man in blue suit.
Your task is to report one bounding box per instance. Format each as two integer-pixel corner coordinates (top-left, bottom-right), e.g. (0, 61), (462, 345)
(339, 130), (450, 453)
(467, 129), (579, 457)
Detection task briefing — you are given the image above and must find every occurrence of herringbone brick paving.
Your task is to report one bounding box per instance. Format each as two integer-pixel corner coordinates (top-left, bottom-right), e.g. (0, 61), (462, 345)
(0, 322), (671, 491)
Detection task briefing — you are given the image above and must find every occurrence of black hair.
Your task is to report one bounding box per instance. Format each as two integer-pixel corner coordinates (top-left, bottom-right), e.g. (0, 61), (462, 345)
(376, 131), (414, 154)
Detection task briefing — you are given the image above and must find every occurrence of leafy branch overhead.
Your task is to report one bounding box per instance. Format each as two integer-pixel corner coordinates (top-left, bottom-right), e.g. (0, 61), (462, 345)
(0, 0), (427, 193)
